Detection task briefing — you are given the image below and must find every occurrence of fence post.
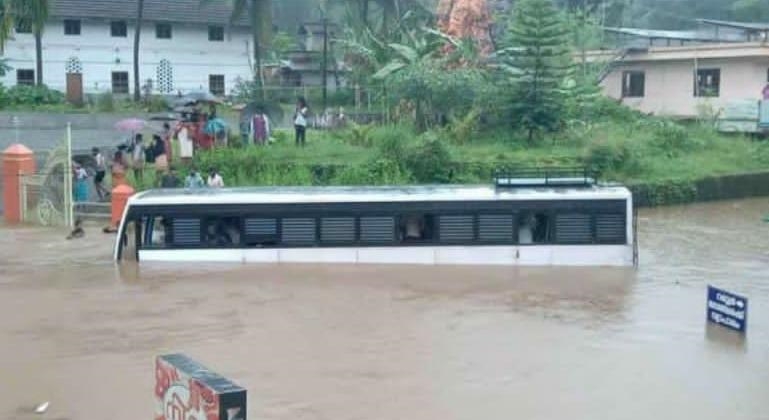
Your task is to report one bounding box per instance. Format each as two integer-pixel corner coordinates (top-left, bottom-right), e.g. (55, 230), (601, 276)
(2, 144), (36, 224)
(110, 183), (135, 229)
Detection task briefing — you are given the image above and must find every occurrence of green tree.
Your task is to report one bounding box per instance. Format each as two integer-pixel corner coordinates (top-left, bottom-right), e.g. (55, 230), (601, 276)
(0, 0), (16, 54)
(0, 0), (48, 85)
(502, 0), (572, 141)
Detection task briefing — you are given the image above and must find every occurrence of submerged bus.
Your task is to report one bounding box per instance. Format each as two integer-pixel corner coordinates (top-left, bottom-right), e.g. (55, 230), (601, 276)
(114, 170), (635, 266)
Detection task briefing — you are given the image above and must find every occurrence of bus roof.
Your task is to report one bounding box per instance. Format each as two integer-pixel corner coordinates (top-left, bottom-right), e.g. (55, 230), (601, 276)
(127, 185), (632, 206)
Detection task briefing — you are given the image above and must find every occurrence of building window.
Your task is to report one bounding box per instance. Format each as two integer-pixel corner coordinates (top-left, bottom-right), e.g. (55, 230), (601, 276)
(15, 21), (31, 34)
(156, 23), (172, 39)
(209, 75), (225, 96)
(16, 69), (35, 86)
(208, 25), (224, 42)
(695, 68), (720, 97)
(111, 71), (129, 94)
(111, 20), (127, 37)
(621, 71), (645, 98)
(64, 19), (81, 35)
(156, 59), (174, 94)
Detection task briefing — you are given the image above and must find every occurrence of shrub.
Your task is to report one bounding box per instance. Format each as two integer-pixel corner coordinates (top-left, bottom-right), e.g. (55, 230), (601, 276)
(2, 85), (65, 106)
(405, 134), (454, 183)
(332, 158), (412, 185)
(272, 129), (291, 144)
(445, 108), (481, 144)
(96, 92), (115, 112)
(345, 121), (376, 146)
(584, 137), (644, 176)
(146, 95), (169, 112)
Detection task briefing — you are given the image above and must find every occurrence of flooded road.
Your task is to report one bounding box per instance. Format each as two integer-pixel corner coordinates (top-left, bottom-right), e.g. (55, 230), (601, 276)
(1, 198), (768, 420)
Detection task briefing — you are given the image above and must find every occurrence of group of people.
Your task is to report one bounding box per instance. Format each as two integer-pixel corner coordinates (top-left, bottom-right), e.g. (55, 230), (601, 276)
(71, 97), (318, 202)
(172, 167), (224, 189)
(248, 98), (309, 147)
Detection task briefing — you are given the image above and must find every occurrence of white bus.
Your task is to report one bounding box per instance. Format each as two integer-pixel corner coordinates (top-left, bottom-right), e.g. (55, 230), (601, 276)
(114, 170), (635, 266)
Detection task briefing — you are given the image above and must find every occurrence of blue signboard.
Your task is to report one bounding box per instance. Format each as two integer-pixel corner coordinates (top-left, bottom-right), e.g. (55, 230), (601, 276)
(707, 285), (748, 333)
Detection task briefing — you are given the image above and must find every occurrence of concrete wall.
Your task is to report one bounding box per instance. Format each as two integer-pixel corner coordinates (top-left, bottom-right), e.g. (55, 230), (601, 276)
(601, 56), (769, 118)
(2, 19), (254, 95)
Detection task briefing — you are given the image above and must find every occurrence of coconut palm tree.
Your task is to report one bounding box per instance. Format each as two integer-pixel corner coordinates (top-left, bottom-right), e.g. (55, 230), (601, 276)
(26, 0), (49, 86)
(0, 0), (14, 54)
(133, 0), (145, 101)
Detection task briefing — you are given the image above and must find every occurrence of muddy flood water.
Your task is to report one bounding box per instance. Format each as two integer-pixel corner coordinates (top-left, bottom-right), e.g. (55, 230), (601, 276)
(1, 198), (768, 420)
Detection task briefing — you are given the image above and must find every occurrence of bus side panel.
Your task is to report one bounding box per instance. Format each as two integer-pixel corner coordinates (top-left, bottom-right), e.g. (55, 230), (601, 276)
(435, 246), (516, 265)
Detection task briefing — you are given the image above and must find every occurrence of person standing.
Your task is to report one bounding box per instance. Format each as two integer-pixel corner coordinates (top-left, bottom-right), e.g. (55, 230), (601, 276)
(184, 167), (205, 188)
(160, 166), (181, 188)
(130, 133), (145, 184)
(251, 107), (270, 146)
(177, 125), (194, 166)
(111, 150), (127, 187)
(161, 122), (173, 163)
(294, 97), (308, 147)
(152, 134), (168, 181)
(207, 167), (224, 188)
(73, 162), (89, 203)
(92, 147), (109, 201)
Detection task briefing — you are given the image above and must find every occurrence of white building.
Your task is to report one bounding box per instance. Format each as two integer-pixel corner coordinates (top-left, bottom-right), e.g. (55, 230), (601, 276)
(1, 0), (257, 96)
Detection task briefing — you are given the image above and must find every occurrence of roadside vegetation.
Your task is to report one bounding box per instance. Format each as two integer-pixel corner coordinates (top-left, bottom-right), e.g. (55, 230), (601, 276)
(3, 0), (769, 205)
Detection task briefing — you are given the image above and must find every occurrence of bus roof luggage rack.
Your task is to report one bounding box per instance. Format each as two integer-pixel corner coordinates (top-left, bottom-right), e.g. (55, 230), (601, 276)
(493, 167), (598, 188)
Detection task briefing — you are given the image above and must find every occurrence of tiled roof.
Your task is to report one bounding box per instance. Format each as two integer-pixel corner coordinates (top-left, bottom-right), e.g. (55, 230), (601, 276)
(51, 0), (250, 26)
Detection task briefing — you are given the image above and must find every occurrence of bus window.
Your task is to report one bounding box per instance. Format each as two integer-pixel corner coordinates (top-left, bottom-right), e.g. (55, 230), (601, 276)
(143, 216), (171, 248)
(244, 218), (278, 247)
(533, 213), (551, 243)
(518, 212), (551, 244)
(204, 217), (241, 247)
(398, 214), (435, 242)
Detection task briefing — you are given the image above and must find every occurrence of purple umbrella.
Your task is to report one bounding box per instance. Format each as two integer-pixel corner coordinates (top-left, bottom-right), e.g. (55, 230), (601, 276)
(114, 118), (147, 132)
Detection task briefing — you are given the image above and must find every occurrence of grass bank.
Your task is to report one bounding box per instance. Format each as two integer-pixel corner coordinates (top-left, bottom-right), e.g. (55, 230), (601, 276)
(124, 119), (769, 206)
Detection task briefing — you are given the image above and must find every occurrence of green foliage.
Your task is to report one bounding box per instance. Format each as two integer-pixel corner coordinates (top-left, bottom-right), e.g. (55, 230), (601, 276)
(332, 157), (412, 185)
(269, 30), (296, 60)
(0, 57), (10, 76)
(96, 92), (115, 112)
(501, 0), (572, 141)
(344, 121), (376, 146)
(145, 95), (169, 112)
(584, 137), (643, 176)
(445, 108), (481, 144)
(405, 134), (454, 183)
(0, 84), (64, 107)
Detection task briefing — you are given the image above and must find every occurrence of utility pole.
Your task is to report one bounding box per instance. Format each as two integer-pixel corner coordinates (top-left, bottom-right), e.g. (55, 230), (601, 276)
(322, 16), (329, 113)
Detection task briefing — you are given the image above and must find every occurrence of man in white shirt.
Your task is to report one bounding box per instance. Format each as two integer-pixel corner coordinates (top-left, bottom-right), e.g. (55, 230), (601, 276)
(207, 167), (224, 188)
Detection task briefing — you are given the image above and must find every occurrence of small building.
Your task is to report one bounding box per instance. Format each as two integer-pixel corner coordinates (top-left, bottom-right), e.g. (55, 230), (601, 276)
(278, 21), (346, 89)
(592, 42), (769, 119)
